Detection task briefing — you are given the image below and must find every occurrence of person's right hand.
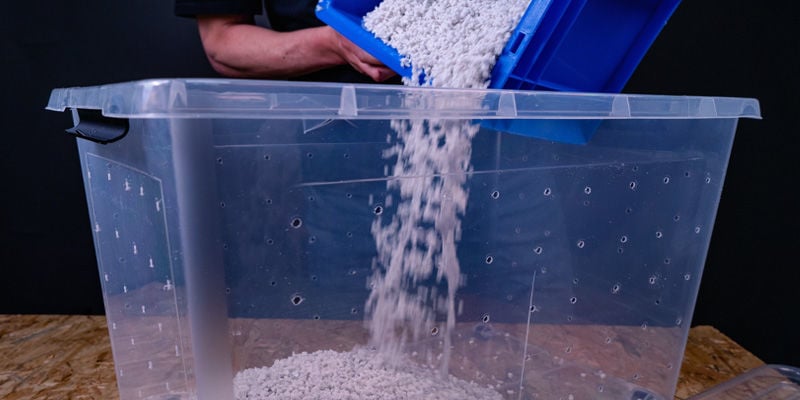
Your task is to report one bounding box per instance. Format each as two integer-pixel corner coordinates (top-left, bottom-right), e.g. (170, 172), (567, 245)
(327, 27), (396, 82)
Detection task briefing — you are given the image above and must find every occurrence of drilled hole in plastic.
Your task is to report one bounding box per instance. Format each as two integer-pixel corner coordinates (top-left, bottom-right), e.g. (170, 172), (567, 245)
(291, 294), (304, 306)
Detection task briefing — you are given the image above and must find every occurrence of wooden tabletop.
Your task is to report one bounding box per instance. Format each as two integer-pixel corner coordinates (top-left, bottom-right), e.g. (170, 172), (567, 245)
(0, 314), (764, 400)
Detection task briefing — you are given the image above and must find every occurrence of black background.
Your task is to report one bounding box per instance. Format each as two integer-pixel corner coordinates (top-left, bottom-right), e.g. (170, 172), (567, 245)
(1, 0), (798, 368)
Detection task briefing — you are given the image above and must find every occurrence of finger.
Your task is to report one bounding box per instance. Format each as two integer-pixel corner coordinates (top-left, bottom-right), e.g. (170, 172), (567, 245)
(361, 65), (384, 82)
(361, 64), (396, 82)
(356, 50), (383, 67)
(374, 67), (397, 82)
(341, 37), (384, 66)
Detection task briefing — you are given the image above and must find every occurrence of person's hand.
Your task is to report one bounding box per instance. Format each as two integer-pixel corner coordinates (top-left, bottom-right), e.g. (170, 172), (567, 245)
(194, 16), (397, 81)
(328, 27), (396, 82)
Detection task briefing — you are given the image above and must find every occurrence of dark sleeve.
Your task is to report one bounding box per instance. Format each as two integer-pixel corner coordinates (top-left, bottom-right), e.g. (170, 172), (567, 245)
(175, 0), (262, 17)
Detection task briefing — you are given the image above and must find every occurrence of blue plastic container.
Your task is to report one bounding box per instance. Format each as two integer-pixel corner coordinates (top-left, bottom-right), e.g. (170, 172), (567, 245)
(494, 0), (682, 92)
(316, 0), (683, 144)
(317, 0), (681, 92)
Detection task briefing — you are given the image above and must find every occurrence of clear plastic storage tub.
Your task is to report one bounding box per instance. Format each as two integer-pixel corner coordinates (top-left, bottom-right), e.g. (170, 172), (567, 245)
(47, 79), (759, 400)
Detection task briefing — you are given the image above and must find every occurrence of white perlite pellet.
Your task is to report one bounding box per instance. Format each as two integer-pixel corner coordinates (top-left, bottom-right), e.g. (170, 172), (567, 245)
(233, 348), (502, 400)
(364, 0), (531, 88)
(235, 1), (530, 398)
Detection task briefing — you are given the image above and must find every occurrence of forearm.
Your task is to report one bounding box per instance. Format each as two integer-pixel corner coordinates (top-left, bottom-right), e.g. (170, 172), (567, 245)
(198, 15), (344, 79)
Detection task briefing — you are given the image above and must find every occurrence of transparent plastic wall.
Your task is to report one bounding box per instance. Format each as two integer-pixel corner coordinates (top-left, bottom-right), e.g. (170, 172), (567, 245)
(50, 79), (760, 400)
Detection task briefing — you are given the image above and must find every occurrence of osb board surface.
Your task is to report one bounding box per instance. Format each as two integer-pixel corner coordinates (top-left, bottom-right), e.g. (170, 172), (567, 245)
(0, 315), (118, 400)
(0, 315), (764, 400)
(686, 364), (800, 400)
(675, 326), (765, 400)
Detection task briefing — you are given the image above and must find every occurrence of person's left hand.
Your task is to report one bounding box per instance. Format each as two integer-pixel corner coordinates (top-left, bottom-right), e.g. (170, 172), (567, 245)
(328, 28), (396, 82)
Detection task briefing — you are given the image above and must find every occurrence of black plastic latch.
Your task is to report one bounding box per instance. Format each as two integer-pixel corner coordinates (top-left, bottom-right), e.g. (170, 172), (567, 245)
(65, 108), (129, 144)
